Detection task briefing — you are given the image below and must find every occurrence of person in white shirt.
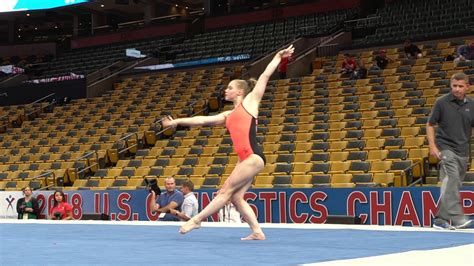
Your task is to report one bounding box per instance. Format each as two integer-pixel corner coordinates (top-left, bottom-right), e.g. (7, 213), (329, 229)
(170, 179), (198, 221)
(218, 200), (242, 223)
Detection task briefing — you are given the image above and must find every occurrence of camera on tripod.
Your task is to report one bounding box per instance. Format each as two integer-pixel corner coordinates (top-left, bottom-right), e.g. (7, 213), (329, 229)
(145, 178), (161, 196)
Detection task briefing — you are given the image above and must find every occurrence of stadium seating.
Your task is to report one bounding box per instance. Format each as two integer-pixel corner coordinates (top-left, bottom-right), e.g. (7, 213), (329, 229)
(353, 0), (473, 46)
(1, 10), (473, 192)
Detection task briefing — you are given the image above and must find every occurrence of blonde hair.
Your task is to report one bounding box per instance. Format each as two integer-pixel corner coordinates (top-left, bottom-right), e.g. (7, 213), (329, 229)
(233, 78), (257, 96)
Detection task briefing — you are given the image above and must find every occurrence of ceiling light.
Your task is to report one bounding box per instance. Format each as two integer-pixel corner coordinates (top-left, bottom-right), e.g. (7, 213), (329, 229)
(26, 13), (30, 16)
(100, 4), (105, 8)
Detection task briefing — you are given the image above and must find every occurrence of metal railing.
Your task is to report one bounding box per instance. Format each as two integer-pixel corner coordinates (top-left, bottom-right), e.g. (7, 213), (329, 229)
(344, 16), (381, 25)
(73, 151), (100, 180)
(0, 93), (56, 131)
(405, 160), (423, 187)
(30, 171), (56, 190)
(24, 93), (56, 119)
(151, 100), (208, 140)
(116, 132), (140, 156)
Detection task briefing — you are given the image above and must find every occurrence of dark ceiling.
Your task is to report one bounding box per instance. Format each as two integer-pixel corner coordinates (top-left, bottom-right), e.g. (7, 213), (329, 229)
(0, 0), (210, 42)
(0, 1), (310, 43)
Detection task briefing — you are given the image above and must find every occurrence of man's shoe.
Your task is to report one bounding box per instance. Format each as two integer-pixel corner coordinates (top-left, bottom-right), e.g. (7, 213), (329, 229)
(433, 220), (455, 230)
(453, 219), (474, 229)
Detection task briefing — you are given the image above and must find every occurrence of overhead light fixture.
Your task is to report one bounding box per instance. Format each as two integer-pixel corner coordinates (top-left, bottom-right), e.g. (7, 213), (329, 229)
(26, 13), (30, 16)
(175, 4), (178, 7)
(35, 27), (38, 30)
(100, 4), (105, 8)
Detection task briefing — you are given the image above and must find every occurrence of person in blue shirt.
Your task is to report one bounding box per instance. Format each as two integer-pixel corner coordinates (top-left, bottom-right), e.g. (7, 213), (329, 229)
(149, 177), (184, 221)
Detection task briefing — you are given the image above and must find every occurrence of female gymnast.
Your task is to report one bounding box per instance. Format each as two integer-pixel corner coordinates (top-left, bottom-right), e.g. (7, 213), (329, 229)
(162, 44), (295, 240)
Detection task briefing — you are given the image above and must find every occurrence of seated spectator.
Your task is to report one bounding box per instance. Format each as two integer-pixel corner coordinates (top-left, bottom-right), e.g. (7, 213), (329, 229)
(16, 186), (39, 220)
(372, 50), (394, 70)
(218, 201), (242, 223)
(170, 179), (198, 221)
(404, 39), (422, 59)
(340, 54), (356, 77)
(454, 42), (474, 66)
(149, 177), (184, 221)
(351, 60), (367, 80)
(49, 190), (72, 220)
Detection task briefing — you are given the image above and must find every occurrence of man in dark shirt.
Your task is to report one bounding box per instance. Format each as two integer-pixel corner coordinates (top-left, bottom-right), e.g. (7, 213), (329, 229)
(404, 39), (422, 59)
(454, 42), (474, 66)
(373, 50), (393, 70)
(427, 72), (474, 230)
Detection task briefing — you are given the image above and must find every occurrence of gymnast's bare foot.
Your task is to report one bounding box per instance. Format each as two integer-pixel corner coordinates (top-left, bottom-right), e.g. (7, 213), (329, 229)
(241, 231), (266, 241)
(179, 218), (201, 234)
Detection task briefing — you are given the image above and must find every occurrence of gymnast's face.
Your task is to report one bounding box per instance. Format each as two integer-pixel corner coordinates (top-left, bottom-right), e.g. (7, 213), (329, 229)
(224, 81), (243, 102)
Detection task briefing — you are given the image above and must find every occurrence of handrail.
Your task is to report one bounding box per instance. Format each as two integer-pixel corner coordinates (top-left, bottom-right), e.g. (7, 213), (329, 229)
(30, 93), (55, 105)
(150, 14), (181, 22)
(344, 16), (381, 24)
(0, 92), (56, 131)
(87, 57), (149, 88)
(23, 93), (56, 121)
(290, 27), (344, 63)
(116, 132), (140, 155)
(30, 170), (56, 189)
(74, 150), (99, 177)
(152, 100), (208, 139)
(404, 160), (423, 187)
(248, 37), (298, 66)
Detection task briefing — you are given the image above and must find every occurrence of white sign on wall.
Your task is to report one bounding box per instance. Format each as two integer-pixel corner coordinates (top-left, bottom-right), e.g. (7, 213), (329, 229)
(0, 191), (22, 219)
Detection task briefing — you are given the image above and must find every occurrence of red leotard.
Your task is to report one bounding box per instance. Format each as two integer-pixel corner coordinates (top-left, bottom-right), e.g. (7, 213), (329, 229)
(226, 103), (266, 163)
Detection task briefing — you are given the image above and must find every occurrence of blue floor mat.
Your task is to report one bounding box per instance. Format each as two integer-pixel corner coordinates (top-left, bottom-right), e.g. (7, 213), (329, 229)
(1, 223), (473, 265)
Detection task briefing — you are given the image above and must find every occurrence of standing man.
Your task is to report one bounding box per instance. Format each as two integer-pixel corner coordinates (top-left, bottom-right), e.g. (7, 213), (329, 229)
(427, 72), (474, 229)
(149, 177), (184, 221)
(170, 179), (198, 221)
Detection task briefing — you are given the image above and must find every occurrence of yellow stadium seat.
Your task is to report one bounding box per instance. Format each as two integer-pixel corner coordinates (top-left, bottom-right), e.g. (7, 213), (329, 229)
(331, 174), (355, 188)
(253, 175), (274, 188)
(290, 175), (312, 188)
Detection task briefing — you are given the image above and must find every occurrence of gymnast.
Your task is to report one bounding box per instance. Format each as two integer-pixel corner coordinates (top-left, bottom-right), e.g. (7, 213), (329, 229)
(162, 44), (295, 240)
